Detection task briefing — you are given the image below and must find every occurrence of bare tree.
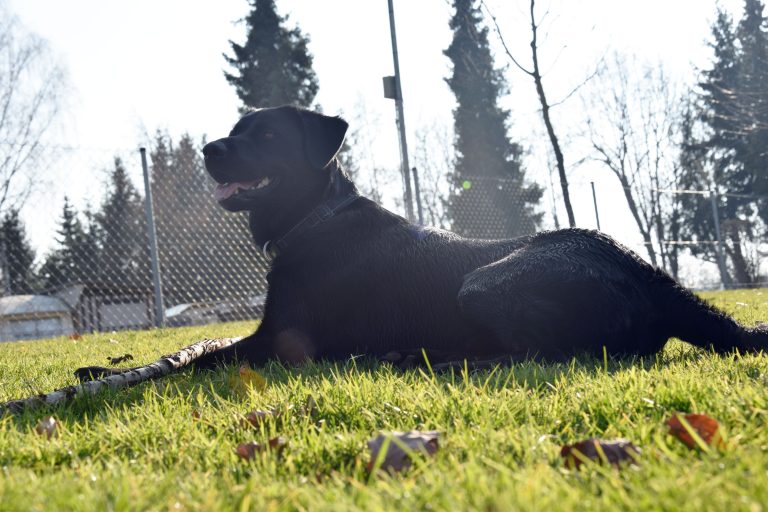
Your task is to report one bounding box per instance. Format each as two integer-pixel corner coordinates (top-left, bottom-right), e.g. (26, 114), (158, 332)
(583, 54), (684, 271)
(341, 100), (398, 206)
(481, 0), (583, 228)
(411, 122), (455, 229)
(0, 4), (67, 213)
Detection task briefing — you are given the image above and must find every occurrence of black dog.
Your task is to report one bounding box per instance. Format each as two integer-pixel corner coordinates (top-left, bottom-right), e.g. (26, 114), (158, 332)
(196, 105), (768, 369)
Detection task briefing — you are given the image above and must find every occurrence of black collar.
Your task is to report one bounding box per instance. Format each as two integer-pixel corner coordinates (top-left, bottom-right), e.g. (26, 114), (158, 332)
(261, 167), (360, 260)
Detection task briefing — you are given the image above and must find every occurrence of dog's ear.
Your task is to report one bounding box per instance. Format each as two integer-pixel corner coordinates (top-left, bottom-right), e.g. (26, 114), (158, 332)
(297, 109), (348, 169)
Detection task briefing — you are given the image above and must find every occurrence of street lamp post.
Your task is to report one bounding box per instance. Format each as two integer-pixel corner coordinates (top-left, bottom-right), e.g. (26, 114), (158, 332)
(383, 0), (416, 223)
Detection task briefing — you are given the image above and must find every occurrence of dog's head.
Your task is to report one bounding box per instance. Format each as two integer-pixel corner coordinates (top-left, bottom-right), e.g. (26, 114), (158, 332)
(202, 106), (348, 213)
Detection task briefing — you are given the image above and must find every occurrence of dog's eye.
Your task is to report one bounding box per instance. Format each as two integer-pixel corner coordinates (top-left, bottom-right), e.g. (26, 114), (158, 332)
(264, 132), (275, 139)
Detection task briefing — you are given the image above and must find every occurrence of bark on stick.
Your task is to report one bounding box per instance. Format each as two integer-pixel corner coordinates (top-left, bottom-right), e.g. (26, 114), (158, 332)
(0, 337), (241, 414)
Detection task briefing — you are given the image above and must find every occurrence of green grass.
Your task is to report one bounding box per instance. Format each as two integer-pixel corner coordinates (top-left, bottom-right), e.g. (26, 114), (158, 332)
(1, 290), (768, 511)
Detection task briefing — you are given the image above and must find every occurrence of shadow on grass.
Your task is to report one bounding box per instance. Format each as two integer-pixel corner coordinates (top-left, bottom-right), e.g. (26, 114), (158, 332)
(0, 340), (735, 430)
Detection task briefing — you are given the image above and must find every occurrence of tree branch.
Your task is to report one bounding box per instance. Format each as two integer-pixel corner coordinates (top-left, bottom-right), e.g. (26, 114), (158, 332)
(479, 0), (533, 76)
(0, 337), (241, 414)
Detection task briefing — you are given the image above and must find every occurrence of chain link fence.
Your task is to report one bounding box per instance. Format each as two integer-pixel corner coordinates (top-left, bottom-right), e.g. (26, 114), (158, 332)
(572, 181), (768, 290)
(0, 144), (269, 341)
(0, 147), (766, 341)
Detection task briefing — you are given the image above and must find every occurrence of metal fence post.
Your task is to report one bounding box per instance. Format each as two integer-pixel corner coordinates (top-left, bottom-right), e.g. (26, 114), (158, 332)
(709, 190), (730, 290)
(140, 147), (166, 327)
(0, 238), (10, 296)
(590, 181), (601, 230)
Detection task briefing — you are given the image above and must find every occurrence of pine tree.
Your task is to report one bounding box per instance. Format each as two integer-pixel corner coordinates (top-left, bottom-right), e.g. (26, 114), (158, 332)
(0, 209), (36, 294)
(152, 132), (213, 304)
(444, 0), (542, 239)
(149, 132), (268, 307)
(737, 0), (768, 218)
(94, 158), (148, 286)
(681, 1), (768, 285)
(39, 198), (95, 289)
(224, 0), (319, 110)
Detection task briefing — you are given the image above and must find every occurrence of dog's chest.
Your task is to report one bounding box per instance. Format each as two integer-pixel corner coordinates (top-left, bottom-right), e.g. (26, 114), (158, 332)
(263, 245), (483, 352)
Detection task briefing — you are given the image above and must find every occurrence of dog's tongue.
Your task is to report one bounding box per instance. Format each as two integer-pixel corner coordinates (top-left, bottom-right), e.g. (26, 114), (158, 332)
(214, 181), (258, 201)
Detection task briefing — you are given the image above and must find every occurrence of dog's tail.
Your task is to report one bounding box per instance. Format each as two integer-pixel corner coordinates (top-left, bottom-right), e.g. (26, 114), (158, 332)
(666, 283), (768, 354)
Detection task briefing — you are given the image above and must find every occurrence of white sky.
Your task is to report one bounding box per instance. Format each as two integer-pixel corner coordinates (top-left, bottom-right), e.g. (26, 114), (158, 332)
(6, 0), (746, 285)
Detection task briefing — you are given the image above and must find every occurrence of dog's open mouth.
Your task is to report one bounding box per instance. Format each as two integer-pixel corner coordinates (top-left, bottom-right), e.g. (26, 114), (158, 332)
(214, 176), (277, 202)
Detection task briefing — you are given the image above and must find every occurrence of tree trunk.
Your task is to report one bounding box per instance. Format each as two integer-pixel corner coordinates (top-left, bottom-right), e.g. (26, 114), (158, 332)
(726, 230), (754, 287)
(528, 0), (575, 228)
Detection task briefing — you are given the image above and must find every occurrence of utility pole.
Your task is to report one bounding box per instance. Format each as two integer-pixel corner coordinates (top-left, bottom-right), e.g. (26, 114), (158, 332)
(383, 0), (416, 222)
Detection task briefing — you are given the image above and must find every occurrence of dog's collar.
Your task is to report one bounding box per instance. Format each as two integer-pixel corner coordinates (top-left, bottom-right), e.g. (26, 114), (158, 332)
(261, 167), (360, 260)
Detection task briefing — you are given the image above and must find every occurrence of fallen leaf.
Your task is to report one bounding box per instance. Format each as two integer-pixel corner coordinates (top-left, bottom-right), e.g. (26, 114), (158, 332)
(268, 435), (288, 453)
(229, 364), (268, 396)
(35, 416), (59, 439)
(560, 438), (640, 469)
(107, 353), (134, 365)
(242, 409), (274, 428)
(366, 430), (440, 473)
(666, 413), (724, 450)
(235, 436), (288, 460)
(68, 333), (81, 340)
(235, 442), (261, 460)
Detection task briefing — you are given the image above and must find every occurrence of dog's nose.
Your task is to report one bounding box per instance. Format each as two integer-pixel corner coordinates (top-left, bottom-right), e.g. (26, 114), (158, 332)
(202, 140), (227, 159)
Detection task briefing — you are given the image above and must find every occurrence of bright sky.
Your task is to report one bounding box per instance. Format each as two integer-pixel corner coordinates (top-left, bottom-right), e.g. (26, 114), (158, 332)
(6, 0), (746, 284)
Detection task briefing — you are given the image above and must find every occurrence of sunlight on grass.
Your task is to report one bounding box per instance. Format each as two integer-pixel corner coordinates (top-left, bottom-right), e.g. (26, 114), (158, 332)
(0, 292), (767, 511)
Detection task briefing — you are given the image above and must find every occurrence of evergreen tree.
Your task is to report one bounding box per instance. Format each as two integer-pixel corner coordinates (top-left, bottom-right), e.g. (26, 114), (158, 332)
(737, 0), (768, 215)
(224, 0), (319, 110)
(680, 1), (768, 285)
(150, 132), (268, 307)
(94, 158), (148, 286)
(39, 198), (95, 289)
(444, 0), (542, 239)
(152, 132), (212, 304)
(0, 209), (36, 294)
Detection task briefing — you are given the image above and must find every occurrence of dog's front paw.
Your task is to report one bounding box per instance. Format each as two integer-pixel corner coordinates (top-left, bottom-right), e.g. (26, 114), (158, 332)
(74, 366), (126, 382)
(379, 351), (421, 370)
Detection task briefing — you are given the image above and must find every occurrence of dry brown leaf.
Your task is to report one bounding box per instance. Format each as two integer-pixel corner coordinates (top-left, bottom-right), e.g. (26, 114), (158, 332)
(666, 413), (724, 450)
(235, 436), (288, 460)
(235, 442), (261, 460)
(34, 416), (59, 439)
(366, 430), (440, 473)
(560, 438), (640, 469)
(107, 353), (134, 365)
(268, 436), (288, 453)
(242, 409), (274, 428)
(68, 334), (81, 341)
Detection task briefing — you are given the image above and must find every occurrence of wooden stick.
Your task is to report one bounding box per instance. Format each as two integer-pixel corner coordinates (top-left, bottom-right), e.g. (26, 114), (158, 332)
(0, 337), (241, 415)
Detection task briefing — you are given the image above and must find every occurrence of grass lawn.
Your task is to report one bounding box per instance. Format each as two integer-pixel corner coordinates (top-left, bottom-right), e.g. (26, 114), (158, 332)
(1, 289), (768, 511)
